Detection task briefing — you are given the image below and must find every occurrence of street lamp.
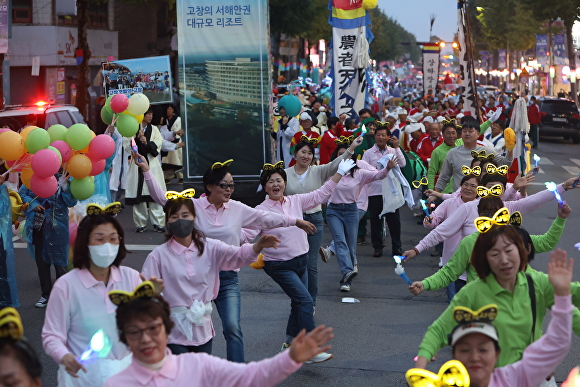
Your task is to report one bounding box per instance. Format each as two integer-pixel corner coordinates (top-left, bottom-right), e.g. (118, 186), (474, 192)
(439, 41), (446, 48)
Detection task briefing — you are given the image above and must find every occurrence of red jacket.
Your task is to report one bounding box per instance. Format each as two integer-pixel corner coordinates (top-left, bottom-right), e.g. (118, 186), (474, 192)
(416, 135), (444, 164)
(319, 129), (353, 165)
(528, 103), (542, 125)
(408, 133), (429, 154)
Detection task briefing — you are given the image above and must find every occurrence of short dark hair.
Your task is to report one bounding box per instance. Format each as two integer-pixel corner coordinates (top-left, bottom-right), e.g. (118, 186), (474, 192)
(163, 199), (205, 255)
(493, 120), (506, 130)
(330, 143), (349, 161)
(73, 214), (128, 269)
(514, 226), (535, 262)
(25, 114), (37, 123)
(374, 125), (391, 136)
(530, 96), (537, 101)
(203, 165), (232, 196)
(115, 295), (174, 345)
(327, 117), (339, 127)
(481, 173), (507, 188)
(442, 123), (457, 134)
(461, 119), (479, 131)
(460, 174), (480, 186)
(480, 159), (497, 172)
(471, 225), (528, 279)
(293, 141), (315, 156)
(358, 108), (372, 117)
(0, 338), (42, 380)
(260, 168), (287, 189)
(345, 118), (356, 128)
(477, 197), (505, 216)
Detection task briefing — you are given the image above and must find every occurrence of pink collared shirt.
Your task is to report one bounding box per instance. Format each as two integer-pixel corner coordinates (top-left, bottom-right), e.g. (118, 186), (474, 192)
(143, 171), (296, 246)
(102, 348), (302, 387)
(361, 144), (406, 196)
(42, 266), (142, 364)
(142, 238), (256, 346)
(244, 180), (337, 261)
(329, 160), (389, 204)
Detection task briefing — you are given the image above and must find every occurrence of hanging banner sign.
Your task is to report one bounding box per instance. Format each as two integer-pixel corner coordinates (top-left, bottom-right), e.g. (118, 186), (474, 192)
(457, 1), (477, 117)
(498, 49), (507, 70)
(422, 43), (440, 95)
(553, 34), (566, 65)
(535, 34), (548, 66)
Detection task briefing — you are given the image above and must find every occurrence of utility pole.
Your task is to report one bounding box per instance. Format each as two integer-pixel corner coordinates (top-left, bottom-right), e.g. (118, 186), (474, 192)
(548, 19), (553, 96)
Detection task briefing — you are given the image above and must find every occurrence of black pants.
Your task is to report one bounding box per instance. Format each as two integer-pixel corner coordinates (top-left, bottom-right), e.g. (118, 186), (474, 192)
(0, 236), (11, 308)
(368, 195), (402, 255)
(168, 338), (213, 355)
(33, 229), (67, 299)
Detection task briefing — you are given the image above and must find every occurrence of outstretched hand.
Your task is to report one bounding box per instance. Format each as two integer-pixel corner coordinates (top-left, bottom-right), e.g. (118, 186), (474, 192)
(548, 248), (573, 297)
(132, 151), (150, 172)
(409, 281), (424, 296)
(289, 325), (334, 363)
(403, 249), (417, 260)
(557, 203), (572, 219)
(296, 219), (317, 235)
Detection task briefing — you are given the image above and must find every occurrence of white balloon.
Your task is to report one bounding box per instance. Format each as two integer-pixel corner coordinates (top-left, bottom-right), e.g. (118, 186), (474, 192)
(127, 93), (150, 115)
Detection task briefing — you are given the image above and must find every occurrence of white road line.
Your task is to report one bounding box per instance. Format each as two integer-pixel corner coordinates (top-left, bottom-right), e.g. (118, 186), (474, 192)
(14, 243), (158, 251)
(571, 159), (580, 167)
(539, 157), (554, 165)
(562, 166), (580, 175)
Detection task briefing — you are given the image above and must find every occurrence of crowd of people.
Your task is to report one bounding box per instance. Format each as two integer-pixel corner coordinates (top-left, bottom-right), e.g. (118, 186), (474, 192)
(1, 82), (580, 387)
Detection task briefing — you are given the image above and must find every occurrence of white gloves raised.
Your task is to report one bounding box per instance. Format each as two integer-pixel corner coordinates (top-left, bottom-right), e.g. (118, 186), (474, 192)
(337, 159), (357, 176)
(489, 108), (502, 122)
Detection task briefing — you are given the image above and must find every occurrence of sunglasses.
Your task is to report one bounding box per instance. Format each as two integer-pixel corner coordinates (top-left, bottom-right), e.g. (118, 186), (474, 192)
(216, 183), (235, 190)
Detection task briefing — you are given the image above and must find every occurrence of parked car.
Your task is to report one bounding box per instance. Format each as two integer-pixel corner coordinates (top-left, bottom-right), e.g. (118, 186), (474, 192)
(539, 98), (580, 144)
(0, 103), (85, 131)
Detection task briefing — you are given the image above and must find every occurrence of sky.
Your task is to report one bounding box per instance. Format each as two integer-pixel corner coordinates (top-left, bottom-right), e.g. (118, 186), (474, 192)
(378, 0), (457, 43)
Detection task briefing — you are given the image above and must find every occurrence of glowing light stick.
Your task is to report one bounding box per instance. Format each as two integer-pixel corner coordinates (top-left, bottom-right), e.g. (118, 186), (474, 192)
(393, 255), (408, 264)
(533, 154), (540, 168)
(395, 263), (413, 285)
(573, 173), (580, 188)
(545, 182), (564, 207)
(575, 243), (580, 252)
(420, 199), (430, 217)
(80, 329), (112, 362)
(131, 138), (142, 163)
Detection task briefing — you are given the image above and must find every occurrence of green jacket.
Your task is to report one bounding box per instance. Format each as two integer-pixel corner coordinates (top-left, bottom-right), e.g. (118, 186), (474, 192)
(422, 217), (566, 291)
(427, 143), (454, 193)
(418, 268), (580, 367)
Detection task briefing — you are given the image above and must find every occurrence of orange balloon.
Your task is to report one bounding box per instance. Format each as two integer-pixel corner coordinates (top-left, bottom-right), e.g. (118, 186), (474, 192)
(0, 131), (26, 161)
(78, 131), (96, 153)
(67, 154), (92, 179)
(21, 167), (34, 189)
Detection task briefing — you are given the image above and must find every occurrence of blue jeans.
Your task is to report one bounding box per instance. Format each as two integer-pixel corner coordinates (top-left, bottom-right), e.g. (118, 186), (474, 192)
(446, 279), (467, 303)
(329, 209), (367, 265)
(263, 254), (315, 343)
(213, 271), (244, 362)
(326, 203), (359, 279)
(303, 211), (323, 305)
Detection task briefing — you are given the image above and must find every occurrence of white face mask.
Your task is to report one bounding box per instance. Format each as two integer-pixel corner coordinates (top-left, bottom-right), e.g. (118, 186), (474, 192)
(88, 243), (120, 268)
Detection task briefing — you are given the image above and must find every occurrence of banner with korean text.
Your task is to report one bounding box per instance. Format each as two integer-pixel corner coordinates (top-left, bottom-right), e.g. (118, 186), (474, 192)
(422, 43), (440, 95)
(457, 0), (477, 117)
(535, 34), (548, 66)
(177, 0), (269, 179)
(553, 34), (567, 65)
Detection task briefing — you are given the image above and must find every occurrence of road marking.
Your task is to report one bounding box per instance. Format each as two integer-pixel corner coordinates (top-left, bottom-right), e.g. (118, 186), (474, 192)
(571, 159), (580, 167)
(562, 166), (580, 175)
(14, 243), (158, 251)
(539, 157), (554, 165)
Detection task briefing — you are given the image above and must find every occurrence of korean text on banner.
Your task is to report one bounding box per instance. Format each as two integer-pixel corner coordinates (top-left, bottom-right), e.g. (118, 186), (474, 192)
(553, 34), (567, 65)
(422, 43), (440, 96)
(498, 49), (507, 70)
(535, 34), (548, 66)
(457, 0), (477, 117)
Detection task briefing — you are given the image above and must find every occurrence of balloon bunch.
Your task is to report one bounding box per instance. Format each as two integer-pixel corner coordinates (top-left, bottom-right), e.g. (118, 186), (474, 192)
(99, 93), (150, 137)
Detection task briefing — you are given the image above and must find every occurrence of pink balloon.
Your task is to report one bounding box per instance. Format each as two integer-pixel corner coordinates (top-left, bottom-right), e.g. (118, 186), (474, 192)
(89, 158), (106, 176)
(88, 134), (115, 160)
(0, 128), (10, 135)
(31, 149), (61, 178)
(69, 223), (78, 246)
(110, 94), (129, 113)
(30, 175), (58, 198)
(50, 140), (72, 163)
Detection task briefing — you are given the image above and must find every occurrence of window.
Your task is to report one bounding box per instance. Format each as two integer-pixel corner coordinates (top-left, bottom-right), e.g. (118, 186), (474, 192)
(13, 0), (32, 23)
(58, 2), (108, 29)
(55, 111), (73, 127)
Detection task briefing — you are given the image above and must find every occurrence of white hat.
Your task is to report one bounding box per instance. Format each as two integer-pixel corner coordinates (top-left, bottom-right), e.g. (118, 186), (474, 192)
(423, 116), (434, 123)
(386, 111), (397, 119)
(436, 116), (446, 123)
(396, 107), (407, 116)
(404, 122), (425, 134)
(450, 321), (499, 346)
(299, 112), (312, 121)
(456, 113), (465, 120)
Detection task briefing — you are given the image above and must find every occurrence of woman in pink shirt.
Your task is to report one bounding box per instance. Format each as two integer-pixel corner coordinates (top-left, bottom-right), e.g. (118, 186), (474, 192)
(103, 288), (334, 387)
(142, 196), (280, 355)
(42, 209), (162, 387)
(243, 159), (355, 362)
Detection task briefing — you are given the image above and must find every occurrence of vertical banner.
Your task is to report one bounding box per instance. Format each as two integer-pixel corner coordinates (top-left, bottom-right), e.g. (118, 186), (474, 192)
(56, 68), (66, 102)
(535, 34), (548, 65)
(329, 0), (373, 119)
(498, 49), (507, 70)
(553, 34), (567, 65)
(177, 0), (269, 178)
(479, 51), (489, 70)
(0, 0), (7, 54)
(457, 0), (477, 117)
(422, 43), (440, 95)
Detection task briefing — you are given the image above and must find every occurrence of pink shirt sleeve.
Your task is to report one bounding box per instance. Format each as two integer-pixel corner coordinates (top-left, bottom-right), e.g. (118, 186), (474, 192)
(357, 164), (390, 186)
(143, 170), (168, 206)
(238, 202), (297, 230)
(42, 281), (72, 364)
(210, 239), (258, 271)
(416, 203), (470, 253)
(296, 179), (337, 212)
(506, 184), (563, 215)
(141, 251), (162, 281)
(426, 198), (454, 228)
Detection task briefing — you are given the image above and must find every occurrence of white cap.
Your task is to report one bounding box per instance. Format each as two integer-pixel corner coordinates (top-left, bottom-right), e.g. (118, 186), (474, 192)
(450, 321), (499, 346)
(396, 107), (407, 116)
(423, 116), (434, 123)
(386, 111), (397, 119)
(436, 116), (446, 123)
(405, 122), (425, 134)
(456, 113), (465, 120)
(299, 112), (312, 121)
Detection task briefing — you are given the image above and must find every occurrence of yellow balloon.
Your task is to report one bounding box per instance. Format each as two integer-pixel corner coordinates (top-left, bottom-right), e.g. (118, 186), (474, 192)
(20, 126), (40, 143)
(21, 167), (34, 189)
(67, 154), (92, 179)
(122, 110), (144, 124)
(0, 131), (26, 161)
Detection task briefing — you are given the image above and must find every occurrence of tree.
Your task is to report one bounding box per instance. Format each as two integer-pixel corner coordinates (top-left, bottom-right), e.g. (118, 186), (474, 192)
(75, 0), (91, 120)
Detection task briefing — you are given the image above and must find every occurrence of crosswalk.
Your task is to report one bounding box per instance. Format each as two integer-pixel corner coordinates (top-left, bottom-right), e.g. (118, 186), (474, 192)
(531, 156), (580, 175)
(12, 237), (158, 251)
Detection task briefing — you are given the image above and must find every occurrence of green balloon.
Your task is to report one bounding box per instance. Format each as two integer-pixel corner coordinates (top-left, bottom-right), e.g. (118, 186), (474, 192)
(116, 114), (139, 137)
(66, 123), (93, 150)
(26, 128), (51, 154)
(104, 95), (114, 110)
(100, 106), (114, 125)
(47, 124), (67, 143)
(47, 146), (62, 164)
(70, 176), (95, 200)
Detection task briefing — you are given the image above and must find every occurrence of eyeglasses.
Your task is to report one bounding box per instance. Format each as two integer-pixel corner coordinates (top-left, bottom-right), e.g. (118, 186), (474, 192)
(462, 183), (478, 190)
(125, 322), (163, 341)
(216, 183), (235, 190)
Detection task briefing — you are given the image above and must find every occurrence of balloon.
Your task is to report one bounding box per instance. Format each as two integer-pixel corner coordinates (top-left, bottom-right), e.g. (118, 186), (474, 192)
(66, 123), (93, 151)
(47, 146), (62, 164)
(116, 114), (139, 137)
(0, 128), (10, 135)
(127, 93), (150, 115)
(69, 223), (78, 245)
(20, 126), (39, 143)
(67, 154), (92, 179)
(26, 128), (51, 154)
(88, 134), (115, 160)
(21, 168), (34, 189)
(30, 175), (58, 198)
(110, 94), (129, 113)
(47, 124), (68, 143)
(31, 148), (61, 178)
(278, 94), (302, 117)
(0, 131), (26, 161)
(77, 130), (96, 153)
(70, 176), (95, 200)
(104, 95), (114, 110)
(6, 159), (29, 173)
(122, 110), (144, 124)
(50, 140), (72, 162)
(89, 158), (106, 176)
(100, 105), (114, 125)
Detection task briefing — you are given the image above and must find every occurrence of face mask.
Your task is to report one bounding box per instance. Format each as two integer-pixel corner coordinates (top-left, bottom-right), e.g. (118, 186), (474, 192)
(88, 243), (120, 268)
(168, 219), (194, 239)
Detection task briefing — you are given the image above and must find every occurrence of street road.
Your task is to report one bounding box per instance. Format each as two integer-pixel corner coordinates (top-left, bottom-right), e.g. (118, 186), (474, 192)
(12, 137), (580, 386)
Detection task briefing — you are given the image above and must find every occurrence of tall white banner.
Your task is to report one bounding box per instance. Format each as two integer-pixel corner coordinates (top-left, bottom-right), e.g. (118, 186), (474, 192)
(422, 43), (440, 95)
(457, 1), (477, 118)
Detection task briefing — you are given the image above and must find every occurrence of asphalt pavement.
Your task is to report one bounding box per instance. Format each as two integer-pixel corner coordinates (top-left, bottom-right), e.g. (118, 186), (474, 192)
(11, 136), (580, 387)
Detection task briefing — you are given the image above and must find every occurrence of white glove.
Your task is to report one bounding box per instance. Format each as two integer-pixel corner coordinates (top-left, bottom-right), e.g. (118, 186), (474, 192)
(489, 108), (502, 122)
(337, 159), (356, 176)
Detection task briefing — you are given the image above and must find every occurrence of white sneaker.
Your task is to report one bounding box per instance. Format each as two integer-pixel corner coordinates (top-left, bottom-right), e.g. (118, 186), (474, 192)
(353, 264), (358, 273)
(35, 296), (48, 308)
(340, 284), (350, 292)
(305, 352), (333, 364)
(438, 257), (443, 268)
(319, 246), (333, 263)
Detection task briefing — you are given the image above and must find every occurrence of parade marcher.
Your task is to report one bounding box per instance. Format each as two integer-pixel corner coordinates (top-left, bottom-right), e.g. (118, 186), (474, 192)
(103, 286), (335, 387)
(19, 173), (77, 308)
(125, 107), (166, 233)
(143, 194), (281, 355)
(319, 117), (354, 165)
(160, 105), (184, 183)
(41, 206), (162, 386)
(284, 137), (363, 304)
(0, 307), (42, 386)
(0, 173), (18, 308)
(527, 96), (541, 149)
(362, 124), (406, 257)
(416, 121), (443, 166)
(483, 120), (506, 155)
(276, 106), (300, 166)
(403, 122), (427, 153)
(242, 158), (356, 360)
(289, 113), (320, 166)
(135, 156), (316, 363)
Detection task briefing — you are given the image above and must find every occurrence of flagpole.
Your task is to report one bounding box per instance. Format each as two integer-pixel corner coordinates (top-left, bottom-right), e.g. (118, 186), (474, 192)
(461, 0), (480, 122)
